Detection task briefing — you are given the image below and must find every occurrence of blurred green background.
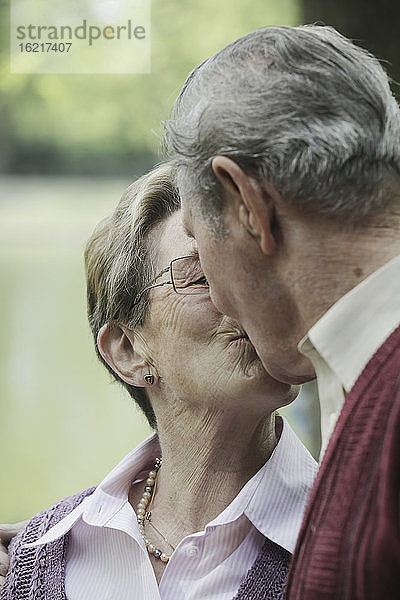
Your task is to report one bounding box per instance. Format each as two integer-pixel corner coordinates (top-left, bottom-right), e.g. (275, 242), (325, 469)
(1, 0), (399, 521)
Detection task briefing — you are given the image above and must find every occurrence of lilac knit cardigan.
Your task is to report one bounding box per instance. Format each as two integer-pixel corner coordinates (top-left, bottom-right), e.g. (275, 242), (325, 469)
(1, 489), (290, 600)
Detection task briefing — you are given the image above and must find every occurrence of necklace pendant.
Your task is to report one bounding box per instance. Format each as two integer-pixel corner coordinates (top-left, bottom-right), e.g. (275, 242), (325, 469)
(145, 511), (152, 521)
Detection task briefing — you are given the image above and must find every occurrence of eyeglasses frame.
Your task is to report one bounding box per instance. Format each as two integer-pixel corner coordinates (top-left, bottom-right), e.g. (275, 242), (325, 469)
(133, 255), (207, 305)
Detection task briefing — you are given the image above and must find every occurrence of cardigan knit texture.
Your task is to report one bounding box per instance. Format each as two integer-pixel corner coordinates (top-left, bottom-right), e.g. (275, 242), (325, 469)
(285, 324), (400, 599)
(0, 488), (95, 600)
(1, 491), (290, 599)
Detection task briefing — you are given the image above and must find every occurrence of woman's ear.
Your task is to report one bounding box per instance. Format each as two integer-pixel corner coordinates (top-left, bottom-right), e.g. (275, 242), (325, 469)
(212, 155), (278, 255)
(97, 323), (157, 388)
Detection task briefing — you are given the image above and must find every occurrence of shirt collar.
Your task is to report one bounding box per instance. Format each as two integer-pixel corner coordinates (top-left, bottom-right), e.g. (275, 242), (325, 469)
(26, 433), (160, 548)
(299, 253), (400, 393)
(26, 420), (316, 554)
(205, 417), (317, 553)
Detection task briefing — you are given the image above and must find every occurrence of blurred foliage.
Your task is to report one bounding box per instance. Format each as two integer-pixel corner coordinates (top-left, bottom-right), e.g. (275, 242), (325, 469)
(0, 0), (300, 175)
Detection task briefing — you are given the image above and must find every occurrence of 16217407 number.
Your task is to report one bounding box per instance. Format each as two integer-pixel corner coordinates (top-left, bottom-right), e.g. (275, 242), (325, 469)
(18, 42), (72, 52)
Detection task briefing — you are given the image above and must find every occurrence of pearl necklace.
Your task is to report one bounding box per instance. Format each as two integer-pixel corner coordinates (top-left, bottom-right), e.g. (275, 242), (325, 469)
(136, 457), (173, 563)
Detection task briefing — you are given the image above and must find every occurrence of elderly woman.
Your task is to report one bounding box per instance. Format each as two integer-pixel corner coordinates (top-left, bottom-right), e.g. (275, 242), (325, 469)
(1, 164), (316, 600)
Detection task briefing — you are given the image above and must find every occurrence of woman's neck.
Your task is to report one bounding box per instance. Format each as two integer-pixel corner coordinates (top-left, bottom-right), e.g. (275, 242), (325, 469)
(150, 403), (279, 543)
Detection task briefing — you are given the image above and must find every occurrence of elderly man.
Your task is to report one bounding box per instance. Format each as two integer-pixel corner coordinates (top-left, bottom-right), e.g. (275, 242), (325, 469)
(164, 25), (400, 599)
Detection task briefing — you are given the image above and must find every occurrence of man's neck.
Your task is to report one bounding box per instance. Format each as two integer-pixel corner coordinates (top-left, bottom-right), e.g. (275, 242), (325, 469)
(285, 215), (400, 332)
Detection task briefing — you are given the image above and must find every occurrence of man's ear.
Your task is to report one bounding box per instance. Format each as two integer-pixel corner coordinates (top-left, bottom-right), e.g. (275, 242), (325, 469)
(212, 155), (278, 255)
(97, 323), (156, 388)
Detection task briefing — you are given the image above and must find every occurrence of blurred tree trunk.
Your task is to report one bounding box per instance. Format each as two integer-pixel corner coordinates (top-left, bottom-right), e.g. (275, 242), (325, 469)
(301, 0), (400, 99)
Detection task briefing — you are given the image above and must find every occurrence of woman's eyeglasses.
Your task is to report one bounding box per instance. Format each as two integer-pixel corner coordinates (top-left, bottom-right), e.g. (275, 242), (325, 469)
(134, 255), (209, 305)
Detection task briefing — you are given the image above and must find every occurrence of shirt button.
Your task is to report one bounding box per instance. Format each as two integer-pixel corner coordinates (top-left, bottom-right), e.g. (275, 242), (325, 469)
(184, 545), (199, 559)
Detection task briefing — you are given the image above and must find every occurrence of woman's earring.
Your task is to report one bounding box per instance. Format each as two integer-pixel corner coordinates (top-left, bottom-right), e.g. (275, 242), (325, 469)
(144, 373), (154, 385)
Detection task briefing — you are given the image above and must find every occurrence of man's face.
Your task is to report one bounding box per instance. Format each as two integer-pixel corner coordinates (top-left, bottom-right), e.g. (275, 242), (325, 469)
(181, 198), (241, 321)
(181, 193), (315, 385)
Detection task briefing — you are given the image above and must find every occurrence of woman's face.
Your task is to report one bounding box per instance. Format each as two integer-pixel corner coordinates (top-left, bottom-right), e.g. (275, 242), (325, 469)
(138, 211), (297, 415)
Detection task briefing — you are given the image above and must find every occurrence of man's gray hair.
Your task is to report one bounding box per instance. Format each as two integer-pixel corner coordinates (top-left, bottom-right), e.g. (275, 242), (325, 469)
(164, 25), (400, 225)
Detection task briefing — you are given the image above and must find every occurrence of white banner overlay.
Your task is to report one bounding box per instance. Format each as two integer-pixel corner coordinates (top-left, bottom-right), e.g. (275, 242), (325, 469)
(10, 0), (151, 74)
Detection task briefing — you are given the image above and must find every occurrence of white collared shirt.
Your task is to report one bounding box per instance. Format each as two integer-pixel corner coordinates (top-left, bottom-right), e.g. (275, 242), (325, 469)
(299, 254), (400, 458)
(26, 417), (316, 600)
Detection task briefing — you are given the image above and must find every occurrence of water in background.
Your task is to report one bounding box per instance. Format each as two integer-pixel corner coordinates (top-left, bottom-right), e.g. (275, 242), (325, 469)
(0, 175), (320, 522)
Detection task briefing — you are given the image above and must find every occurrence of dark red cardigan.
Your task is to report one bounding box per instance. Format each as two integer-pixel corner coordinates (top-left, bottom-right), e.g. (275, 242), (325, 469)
(285, 324), (400, 599)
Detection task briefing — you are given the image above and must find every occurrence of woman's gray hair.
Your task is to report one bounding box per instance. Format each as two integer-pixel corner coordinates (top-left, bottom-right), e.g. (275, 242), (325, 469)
(84, 163), (180, 429)
(164, 25), (400, 226)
